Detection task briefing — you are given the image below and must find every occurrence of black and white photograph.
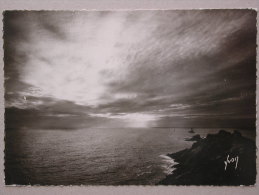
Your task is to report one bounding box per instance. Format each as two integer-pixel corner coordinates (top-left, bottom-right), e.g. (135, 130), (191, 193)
(3, 10), (257, 186)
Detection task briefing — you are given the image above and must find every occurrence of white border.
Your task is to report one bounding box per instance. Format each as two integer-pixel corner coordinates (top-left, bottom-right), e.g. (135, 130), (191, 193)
(0, 0), (258, 195)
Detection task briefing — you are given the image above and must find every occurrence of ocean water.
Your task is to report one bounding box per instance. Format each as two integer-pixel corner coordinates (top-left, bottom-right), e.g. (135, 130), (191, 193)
(5, 127), (254, 185)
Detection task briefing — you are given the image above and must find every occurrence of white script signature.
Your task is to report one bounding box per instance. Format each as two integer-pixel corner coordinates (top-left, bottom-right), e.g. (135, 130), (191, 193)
(224, 155), (239, 171)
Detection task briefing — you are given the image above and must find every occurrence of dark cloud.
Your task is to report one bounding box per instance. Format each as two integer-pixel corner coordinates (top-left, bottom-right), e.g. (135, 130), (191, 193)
(99, 10), (256, 123)
(4, 10), (257, 129)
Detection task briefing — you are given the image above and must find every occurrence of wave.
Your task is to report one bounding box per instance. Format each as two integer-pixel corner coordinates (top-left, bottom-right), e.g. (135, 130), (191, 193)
(159, 154), (178, 175)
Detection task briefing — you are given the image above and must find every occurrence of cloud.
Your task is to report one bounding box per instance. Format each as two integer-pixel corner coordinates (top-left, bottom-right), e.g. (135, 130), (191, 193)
(5, 11), (157, 107)
(4, 10), (256, 128)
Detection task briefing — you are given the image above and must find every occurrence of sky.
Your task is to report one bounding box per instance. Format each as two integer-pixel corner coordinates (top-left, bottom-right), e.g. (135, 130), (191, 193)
(4, 10), (257, 129)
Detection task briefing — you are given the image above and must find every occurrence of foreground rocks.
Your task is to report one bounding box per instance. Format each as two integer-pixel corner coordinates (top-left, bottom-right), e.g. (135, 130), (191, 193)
(159, 130), (256, 185)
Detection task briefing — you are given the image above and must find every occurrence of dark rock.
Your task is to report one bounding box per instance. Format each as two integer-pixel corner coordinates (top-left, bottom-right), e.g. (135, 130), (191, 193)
(185, 134), (201, 142)
(159, 130), (256, 185)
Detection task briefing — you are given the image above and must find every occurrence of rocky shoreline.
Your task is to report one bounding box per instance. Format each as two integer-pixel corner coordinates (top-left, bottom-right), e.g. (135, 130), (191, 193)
(158, 130), (256, 185)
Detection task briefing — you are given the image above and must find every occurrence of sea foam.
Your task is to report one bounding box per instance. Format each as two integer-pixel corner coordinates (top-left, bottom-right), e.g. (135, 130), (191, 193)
(159, 154), (178, 175)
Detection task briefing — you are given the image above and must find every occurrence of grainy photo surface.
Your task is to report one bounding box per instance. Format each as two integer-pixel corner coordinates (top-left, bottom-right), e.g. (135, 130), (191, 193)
(3, 10), (257, 186)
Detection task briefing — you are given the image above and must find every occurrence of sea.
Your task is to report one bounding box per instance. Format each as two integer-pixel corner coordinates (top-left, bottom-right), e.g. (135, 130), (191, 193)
(5, 127), (255, 185)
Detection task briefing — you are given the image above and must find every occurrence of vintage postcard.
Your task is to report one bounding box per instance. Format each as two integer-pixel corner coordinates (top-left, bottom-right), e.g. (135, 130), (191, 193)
(3, 10), (257, 186)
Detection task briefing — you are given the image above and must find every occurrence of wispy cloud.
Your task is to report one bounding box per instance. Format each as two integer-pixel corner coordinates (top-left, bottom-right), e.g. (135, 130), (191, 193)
(4, 10), (256, 128)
